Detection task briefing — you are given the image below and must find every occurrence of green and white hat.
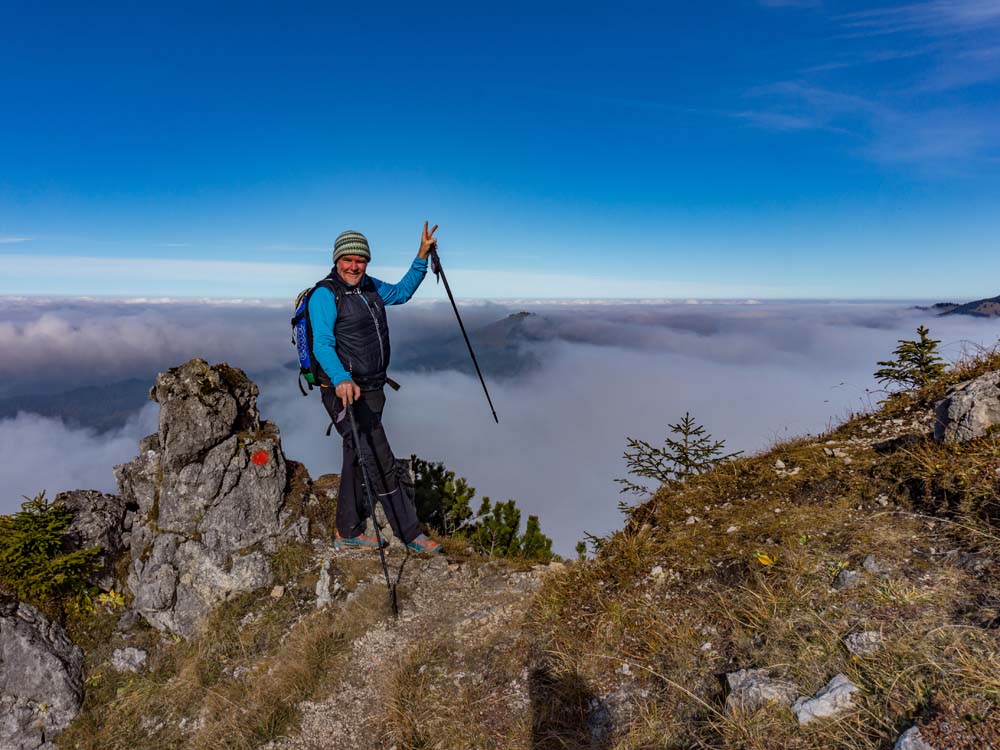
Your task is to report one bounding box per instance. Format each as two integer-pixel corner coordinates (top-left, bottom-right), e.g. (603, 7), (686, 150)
(333, 230), (371, 263)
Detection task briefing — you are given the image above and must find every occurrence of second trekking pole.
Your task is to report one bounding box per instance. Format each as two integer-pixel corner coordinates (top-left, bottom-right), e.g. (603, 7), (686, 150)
(429, 245), (499, 423)
(347, 402), (399, 618)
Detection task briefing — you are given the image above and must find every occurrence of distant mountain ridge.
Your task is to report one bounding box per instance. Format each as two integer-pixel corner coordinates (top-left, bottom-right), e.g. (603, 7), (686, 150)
(391, 310), (550, 378)
(939, 294), (1000, 318)
(918, 294), (1000, 318)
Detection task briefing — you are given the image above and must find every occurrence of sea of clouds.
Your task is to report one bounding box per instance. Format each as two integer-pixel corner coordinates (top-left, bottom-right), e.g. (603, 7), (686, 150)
(2, 296), (1000, 555)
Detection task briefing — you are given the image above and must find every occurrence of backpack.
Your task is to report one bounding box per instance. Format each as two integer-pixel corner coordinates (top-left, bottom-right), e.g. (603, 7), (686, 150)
(291, 280), (341, 396)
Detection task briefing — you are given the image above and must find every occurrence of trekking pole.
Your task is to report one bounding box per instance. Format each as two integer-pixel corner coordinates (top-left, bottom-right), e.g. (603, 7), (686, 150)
(347, 402), (399, 618)
(429, 246), (499, 423)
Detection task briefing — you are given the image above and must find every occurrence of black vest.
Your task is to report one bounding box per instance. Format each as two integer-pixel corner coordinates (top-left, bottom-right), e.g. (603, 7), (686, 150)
(314, 270), (390, 391)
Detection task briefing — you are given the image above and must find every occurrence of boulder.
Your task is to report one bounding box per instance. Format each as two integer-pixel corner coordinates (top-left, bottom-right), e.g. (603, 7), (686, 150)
(792, 673), (859, 724)
(56, 490), (132, 590)
(115, 359), (308, 638)
(0, 596), (84, 750)
(724, 668), (799, 713)
(934, 371), (1000, 443)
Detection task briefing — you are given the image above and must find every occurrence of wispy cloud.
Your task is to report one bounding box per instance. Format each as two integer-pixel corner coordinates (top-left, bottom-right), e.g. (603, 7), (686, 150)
(838, 0), (1000, 37)
(803, 46), (932, 73)
(737, 81), (879, 134)
(740, 0), (1000, 169)
(0, 237), (32, 244)
(158, 242), (192, 248)
(738, 80), (1000, 167)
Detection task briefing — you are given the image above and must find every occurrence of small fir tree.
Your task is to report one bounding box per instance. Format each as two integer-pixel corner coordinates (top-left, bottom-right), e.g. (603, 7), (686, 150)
(411, 455), (476, 535)
(616, 412), (742, 497)
(466, 498), (522, 558)
(874, 325), (947, 391)
(410, 456), (554, 561)
(575, 540), (587, 561)
(519, 515), (554, 562)
(0, 491), (101, 612)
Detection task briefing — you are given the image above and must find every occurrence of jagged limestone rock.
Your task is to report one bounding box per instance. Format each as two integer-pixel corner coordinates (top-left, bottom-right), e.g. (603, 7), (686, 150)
(724, 668), (799, 713)
(153, 358), (261, 469)
(0, 597), (84, 750)
(792, 673), (859, 724)
(934, 371), (1000, 443)
(115, 359), (308, 638)
(56, 489), (132, 590)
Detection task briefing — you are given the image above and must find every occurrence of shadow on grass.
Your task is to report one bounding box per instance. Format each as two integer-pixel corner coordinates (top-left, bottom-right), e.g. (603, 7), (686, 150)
(530, 664), (610, 750)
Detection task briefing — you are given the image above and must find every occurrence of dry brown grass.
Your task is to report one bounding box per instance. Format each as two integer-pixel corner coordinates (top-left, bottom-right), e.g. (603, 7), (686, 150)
(59, 555), (390, 750)
(524, 352), (1000, 749)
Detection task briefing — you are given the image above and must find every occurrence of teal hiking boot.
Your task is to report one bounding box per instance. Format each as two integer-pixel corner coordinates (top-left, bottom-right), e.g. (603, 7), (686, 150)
(334, 532), (388, 550)
(405, 533), (443, 554)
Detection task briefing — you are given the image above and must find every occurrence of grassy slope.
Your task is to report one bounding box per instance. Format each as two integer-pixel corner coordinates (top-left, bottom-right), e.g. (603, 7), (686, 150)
(55, 352), (1000, 750)
(526, 351), (1000, 749)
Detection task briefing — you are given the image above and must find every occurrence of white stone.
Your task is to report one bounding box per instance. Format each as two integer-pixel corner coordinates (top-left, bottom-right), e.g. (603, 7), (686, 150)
(792, 674), (859, 724)
(315, 558), (332, 609)
(844, 631), (883, 657)
(724, 668), (799, 712)
(894, 726), (935, 750)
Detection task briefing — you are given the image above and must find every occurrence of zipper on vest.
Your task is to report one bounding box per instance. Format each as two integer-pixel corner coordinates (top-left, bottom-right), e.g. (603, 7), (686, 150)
(358, 290), (385, 370)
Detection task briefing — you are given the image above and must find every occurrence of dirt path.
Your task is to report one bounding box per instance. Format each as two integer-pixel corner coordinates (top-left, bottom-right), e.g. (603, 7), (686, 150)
(268, 544), (545, 750)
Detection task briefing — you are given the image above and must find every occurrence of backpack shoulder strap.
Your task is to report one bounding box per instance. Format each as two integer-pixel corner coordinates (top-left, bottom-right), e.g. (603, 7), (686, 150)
(316, 277), (345, 310)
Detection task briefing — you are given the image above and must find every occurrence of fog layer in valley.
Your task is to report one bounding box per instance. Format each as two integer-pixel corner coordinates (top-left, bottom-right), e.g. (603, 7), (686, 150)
(2, 297), (999, 555)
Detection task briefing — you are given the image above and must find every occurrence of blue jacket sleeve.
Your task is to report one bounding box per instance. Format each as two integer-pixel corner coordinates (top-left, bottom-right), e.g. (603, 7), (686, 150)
(307, 286), (352, 386)
(371, 257), (428, 305)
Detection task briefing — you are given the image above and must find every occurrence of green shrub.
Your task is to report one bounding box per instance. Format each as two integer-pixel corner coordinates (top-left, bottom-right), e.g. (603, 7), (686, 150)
(874, 324), (947, 392)
(616, 412), (742, 497)
(411, 455), (476, 535)
(0, 491), (101, 611)
(411, 456), (554, 562)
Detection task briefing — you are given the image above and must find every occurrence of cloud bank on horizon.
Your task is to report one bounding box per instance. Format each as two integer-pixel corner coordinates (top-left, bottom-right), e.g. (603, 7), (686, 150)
(2, 298), (1000, 554)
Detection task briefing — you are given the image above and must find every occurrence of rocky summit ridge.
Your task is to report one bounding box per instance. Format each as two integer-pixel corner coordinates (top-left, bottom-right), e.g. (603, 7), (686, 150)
(3, 355), (1000, 750)
(116, 358), (307, 637)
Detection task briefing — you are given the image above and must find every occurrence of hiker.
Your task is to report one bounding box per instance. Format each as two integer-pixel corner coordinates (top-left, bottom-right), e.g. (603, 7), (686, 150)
(308, 223), (442, 554)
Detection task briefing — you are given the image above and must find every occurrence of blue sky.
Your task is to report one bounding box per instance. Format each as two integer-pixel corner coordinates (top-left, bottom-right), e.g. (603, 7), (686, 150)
(2, 1), (999, 299)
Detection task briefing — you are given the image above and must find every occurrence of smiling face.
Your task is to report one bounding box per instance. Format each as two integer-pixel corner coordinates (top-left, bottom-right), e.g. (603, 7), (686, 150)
(336, 255), (369, 286)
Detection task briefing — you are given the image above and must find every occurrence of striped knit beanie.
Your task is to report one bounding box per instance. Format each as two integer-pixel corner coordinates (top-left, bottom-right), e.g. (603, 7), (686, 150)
(333, 230), (371, 263)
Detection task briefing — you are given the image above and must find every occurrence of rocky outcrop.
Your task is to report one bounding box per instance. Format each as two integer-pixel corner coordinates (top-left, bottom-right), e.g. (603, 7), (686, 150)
(56, 490), (132, 590)
(934, 371), (1000, 443)
(115, 359), (308, 638)
(0, 596), (84, 750)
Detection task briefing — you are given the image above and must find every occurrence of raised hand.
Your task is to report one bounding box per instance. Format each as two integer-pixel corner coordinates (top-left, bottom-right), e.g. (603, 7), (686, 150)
(418, 221), (438, 259)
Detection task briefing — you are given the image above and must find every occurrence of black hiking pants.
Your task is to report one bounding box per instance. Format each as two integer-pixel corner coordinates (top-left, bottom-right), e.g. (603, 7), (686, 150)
(321, 386), (421, 544)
